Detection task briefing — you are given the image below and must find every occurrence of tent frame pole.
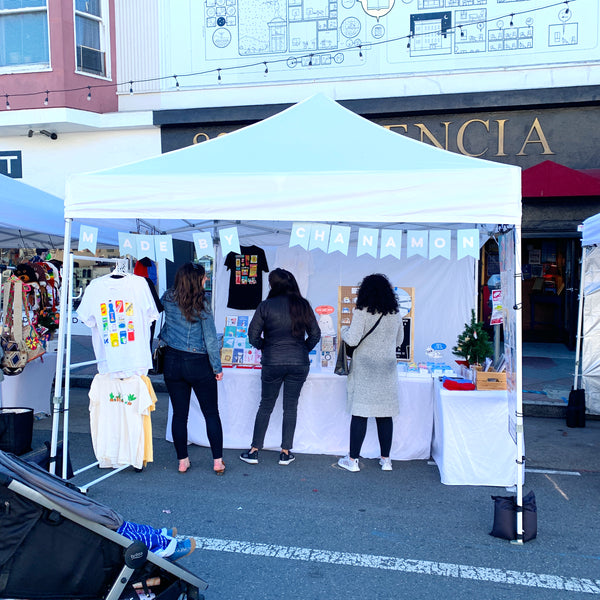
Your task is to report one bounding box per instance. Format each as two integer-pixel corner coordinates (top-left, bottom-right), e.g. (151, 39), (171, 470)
(573, 247), (587, 390)
(49, 218), (72, 475)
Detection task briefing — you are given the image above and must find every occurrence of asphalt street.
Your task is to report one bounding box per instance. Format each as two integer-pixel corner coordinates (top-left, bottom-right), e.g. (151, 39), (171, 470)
(31, 386), (600, 600)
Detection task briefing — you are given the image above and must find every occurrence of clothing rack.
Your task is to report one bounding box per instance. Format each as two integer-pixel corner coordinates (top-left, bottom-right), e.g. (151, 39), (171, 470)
(50, 252), (134, 491)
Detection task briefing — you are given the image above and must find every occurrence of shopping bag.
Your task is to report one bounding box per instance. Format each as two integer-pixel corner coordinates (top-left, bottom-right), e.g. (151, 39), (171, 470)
(334, 341), (351, 376)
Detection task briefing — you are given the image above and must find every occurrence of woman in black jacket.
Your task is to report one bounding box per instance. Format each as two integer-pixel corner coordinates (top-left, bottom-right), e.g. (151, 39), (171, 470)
(240, 268), (321, 465)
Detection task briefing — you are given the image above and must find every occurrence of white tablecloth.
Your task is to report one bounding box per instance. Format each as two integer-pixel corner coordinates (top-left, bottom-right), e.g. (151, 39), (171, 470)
(431, 380), (518, 486)
(0, 353), (56, 415)
(166, 369), (434, 460)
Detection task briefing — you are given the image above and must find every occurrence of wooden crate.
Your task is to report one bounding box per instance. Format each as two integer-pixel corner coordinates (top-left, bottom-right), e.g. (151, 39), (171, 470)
(476, 371), (507, 390)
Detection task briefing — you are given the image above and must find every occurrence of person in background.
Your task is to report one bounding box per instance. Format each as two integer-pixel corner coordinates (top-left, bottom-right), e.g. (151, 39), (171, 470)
(337, 273), (404, 473)
(159, 263), (225, 475)
(240, 268), (321, 466)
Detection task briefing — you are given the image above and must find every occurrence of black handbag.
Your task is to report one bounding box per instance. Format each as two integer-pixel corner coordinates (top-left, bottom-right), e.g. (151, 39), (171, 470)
(151, 344), (166, 375)
(334, 315), (383, 376)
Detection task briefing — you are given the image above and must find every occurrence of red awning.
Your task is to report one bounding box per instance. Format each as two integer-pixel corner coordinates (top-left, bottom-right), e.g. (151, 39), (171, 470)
(522, 160), (600, 197)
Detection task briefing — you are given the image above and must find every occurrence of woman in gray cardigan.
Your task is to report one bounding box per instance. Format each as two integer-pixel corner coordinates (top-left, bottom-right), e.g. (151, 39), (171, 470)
(338, 273), (404, 472)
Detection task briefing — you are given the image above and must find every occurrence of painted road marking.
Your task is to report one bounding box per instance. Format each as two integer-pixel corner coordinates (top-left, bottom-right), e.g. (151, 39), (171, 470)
(193, 536), (600, 594)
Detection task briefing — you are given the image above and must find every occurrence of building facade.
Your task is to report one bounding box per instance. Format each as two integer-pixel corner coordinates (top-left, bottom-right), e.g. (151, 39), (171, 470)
(1, 0), (600, 345)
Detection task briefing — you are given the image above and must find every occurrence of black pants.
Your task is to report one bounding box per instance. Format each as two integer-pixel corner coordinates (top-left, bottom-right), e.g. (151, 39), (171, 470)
(350, 415), (393, 459)
(251, 364), (310, 451)
(163, 347), (223, 460)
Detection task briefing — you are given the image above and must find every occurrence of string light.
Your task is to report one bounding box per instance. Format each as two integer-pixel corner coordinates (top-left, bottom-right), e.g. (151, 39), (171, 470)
(0, 0), (576, 110)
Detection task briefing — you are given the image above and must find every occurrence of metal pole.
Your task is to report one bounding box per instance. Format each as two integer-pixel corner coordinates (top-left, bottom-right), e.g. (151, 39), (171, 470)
(49, 218), (72, 475)
(573, 247), (587, 390)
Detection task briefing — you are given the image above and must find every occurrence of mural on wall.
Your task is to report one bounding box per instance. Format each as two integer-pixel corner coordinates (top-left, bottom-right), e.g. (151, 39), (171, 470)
(198, 0), (598, 84)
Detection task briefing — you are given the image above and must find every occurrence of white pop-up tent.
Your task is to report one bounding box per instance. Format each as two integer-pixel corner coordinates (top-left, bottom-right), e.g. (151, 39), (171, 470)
(574, 213), (600, 414)
(57, 94), (526, 536)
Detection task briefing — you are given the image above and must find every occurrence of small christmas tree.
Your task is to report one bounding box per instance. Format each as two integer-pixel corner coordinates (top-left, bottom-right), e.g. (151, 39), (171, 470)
(452, 309), (494, 366)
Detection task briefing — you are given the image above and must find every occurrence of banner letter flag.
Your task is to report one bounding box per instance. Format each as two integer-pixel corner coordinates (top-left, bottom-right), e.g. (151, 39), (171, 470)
(118, 232), (137, 258)
(407, 230), (428, 258)
(457, 228), (480, 260)
(290, 222), (311, 250)
(220, 226), (241, 255)
(78, 225), (98, 254)
(155, 235), (174, 262)
(309, 224), (331, 252)
(193, 232), (214, 259)
(429, 230), (451, 260)
(357, 228), (379, 257)
(328, 225), (351, 255)
(380, 230), (402, 259)
(137, 235), (156, 260)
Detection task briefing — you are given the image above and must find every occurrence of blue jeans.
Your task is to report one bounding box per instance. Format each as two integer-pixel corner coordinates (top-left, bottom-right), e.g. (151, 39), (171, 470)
(251, 364), (310, 451)
(163, 347), (223, 460)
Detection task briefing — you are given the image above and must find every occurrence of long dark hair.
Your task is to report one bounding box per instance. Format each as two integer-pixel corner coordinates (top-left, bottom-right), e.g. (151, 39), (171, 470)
(267, 268), (314, 338)
(356, 273), (399, 316)
(170, 262), (207, 322)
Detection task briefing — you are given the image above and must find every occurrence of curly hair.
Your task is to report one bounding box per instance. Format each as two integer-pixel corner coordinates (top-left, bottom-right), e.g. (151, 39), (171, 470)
(355, 273), (399, 315)
(170, 262), (207, 322)
(267, 268), (315, 338)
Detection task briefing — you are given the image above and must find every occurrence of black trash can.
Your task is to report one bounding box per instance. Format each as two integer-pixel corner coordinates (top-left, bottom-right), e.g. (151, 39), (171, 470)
(0, 407), (34, 455)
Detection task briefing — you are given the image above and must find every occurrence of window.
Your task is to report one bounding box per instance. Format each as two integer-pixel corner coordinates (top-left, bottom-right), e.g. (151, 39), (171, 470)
(0, 0), (49, 69)
(75, 0), (106, 76)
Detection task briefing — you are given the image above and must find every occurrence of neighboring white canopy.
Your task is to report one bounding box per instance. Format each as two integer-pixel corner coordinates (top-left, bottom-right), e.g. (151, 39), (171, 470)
(66, 94), (521, 228)
(582, 212), (600, 247)
(0, 174), (67, 248)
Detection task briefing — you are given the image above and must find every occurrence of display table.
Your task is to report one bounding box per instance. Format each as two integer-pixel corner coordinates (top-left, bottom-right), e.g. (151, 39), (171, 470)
(0, 352), (57, 415)
(166, 369), (434, 460)
(431, 380), (517, 486)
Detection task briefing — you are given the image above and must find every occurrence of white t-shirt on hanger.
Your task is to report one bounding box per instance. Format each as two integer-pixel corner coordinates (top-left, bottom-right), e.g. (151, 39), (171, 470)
(77, 273), (159, 377)
(89, 374), (153, 469)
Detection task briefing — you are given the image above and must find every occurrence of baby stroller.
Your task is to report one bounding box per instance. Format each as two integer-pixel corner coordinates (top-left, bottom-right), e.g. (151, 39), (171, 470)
(0, 450), (208, 600)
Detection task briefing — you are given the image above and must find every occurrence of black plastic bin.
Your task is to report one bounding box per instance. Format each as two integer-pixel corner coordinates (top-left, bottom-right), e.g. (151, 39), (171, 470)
(0, 408), (34, 456)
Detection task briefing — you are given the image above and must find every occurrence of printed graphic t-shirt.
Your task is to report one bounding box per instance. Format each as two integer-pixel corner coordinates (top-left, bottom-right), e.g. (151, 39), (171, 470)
(225, 245), (269, 310)
(77, 274), (159, 376)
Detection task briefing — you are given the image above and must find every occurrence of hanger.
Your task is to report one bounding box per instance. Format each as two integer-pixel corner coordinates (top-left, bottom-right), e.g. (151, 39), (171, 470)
(110, 259), (129, 278)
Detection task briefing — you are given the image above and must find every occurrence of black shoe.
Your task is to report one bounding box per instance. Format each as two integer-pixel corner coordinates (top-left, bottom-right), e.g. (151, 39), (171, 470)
(279, 451), (295, 465)
(240, 449), (259, 464)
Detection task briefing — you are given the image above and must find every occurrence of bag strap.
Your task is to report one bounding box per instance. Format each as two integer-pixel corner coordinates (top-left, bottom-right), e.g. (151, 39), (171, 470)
(354, 314), (383, 350)
(3, 277), (24, 342)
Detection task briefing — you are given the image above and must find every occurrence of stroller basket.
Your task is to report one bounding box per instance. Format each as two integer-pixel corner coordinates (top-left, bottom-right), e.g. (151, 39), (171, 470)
(0, 450), (208, 599)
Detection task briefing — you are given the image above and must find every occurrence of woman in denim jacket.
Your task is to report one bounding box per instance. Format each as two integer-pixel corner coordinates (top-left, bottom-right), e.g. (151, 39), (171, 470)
(160, 263), (225, 475)
(240, 268), (321, 466)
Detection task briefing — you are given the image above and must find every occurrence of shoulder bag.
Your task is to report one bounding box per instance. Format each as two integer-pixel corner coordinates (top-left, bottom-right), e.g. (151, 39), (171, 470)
(1, 277), (29, 376)
(335, 314), (383, 376)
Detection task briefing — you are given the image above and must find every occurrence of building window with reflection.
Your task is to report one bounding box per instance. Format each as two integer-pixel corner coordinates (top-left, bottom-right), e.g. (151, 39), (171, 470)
(75, 0), (107, 77)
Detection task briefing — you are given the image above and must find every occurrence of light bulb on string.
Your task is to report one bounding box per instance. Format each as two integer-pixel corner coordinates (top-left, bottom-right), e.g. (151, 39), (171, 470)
(44, 91), (49, 106)
(264, 62), (268, 74)
(217, 68), (222, 81)
(87, 86), (92, 101)
(510, 13), (514, 26)
(129, 81), (133, 95)
(308, 54), (313, 66)
(174, 75), (180, 89)
(565, 0), (570, 14)
(358, 45), (363, 58)
(460, 25), (465, 37)
(5, 95), (10, 110)
(407, 34), (411, 49)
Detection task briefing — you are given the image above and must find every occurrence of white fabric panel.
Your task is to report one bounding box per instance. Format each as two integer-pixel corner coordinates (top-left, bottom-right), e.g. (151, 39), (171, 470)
(166, 369), (434, 460)
(431, 381), (519, 486)
(582, 213), (600, 247)
(65, 94), (521, 226)
(581, 246), (600, 414)
(213, 245), (475, 366)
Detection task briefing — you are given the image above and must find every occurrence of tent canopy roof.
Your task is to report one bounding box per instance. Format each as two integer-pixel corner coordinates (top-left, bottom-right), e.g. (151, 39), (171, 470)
(522, 160), (600, 198)
(66, 94), (522, 229)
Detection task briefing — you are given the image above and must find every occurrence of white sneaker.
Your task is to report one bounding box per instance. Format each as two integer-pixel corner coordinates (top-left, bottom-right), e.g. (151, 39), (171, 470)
(338, 455), (360, 472)
(379, 457), (393, 471)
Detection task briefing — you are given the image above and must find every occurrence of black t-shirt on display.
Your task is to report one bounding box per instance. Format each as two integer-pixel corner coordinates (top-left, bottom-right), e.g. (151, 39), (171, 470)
(224, 245), (269, 310)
